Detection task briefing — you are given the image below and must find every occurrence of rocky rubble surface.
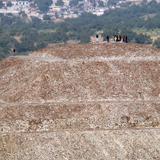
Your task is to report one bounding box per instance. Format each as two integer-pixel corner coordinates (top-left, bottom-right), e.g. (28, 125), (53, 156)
(0, 43), (160, 160)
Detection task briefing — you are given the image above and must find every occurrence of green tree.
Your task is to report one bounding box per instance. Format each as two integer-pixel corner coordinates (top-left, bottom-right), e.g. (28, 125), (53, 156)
(56, 0), (64, 6)
(107, 0), (119, 7)
(34, 0), (52, 12)
(0, 1), (4, 8)
(7, 2), (12, 7)
(134, 34), (152, 44)
(98, 1), (105, 7)
(69, 0), (81, 7)
(43, 14), (51, 20)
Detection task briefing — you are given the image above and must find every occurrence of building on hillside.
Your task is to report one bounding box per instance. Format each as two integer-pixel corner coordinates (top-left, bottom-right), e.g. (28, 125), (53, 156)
(11, 1), (30, 8)
(0, 0), (32, 15)
(90, 32), (104, 44)
(92, 8), (105, 16)
(63, 0), (70, 6)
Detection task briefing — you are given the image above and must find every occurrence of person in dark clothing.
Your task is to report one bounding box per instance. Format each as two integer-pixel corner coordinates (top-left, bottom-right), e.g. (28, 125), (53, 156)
(11, 48), (16, 56)
(126, 36), (128, 43)
(106, 35), (110, 43)
(119, 35), (122, 41)
(122, 36), (125, 42)
(116, 35), (118, 42)
(123, 35), (128, 43)
(117, 35), (119, 41)
(123, 36), (127, 43)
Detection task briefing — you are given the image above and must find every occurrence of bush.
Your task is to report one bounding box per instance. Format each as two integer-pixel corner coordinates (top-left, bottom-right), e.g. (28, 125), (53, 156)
(0, 2), (4, 9)
(153, 38), (160, 48)
(134, 34), (152, 44)
(34, 0), (52, 12)
(7, 2), (12, 7)
(56, 0), (64, 6)
(43, 15), (51, 21)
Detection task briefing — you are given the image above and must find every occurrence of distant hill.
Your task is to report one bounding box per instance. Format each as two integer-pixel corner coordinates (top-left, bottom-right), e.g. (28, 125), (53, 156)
(1, 0), (160, 16)
(0, 1), (160, 60)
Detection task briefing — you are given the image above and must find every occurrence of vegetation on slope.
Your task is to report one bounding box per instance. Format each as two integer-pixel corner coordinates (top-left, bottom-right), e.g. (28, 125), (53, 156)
(0, 1), (160, 60)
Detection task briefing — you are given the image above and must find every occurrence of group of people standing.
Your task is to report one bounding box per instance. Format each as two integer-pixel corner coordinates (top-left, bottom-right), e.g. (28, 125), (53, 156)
(106, 35), (128, 43)
(114, 35), (128, 43)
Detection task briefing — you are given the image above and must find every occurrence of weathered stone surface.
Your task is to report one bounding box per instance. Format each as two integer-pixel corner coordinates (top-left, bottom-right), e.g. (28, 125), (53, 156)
(0, 58), (160, 102)
(0, 43), (160, 159)
(0, 130), (160, 160)
(0, 101), (160, 133)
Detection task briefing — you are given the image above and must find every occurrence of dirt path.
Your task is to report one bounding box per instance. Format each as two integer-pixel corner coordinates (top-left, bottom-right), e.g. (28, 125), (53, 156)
(15, 55), (160, 63)
(0, 97), (160, 106)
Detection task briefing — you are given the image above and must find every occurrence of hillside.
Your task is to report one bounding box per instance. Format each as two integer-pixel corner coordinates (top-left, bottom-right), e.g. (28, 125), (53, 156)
(1, 0), (158, 18)
(0, 43), (160, 159)
(1, 1), (160, 60)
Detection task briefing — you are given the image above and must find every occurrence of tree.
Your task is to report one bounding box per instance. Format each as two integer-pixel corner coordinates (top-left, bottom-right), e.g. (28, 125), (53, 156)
(43, 14), (51, 21)
(98, 1), (105, 7)
(7, 2), (13, 7)
(107, 0), (119, 7)
(134, 34), (152, 44)
(69, 0), (80, 7)
(0, 1), (4, 9)
(56, 0), (64, 6)
(34, 0), (52, 12)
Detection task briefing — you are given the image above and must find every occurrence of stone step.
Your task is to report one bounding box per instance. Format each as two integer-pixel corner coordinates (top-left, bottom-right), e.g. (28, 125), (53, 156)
(0, 129), (160, 160)
(0, 60), (159, 102)
(0, 101), (159, 133)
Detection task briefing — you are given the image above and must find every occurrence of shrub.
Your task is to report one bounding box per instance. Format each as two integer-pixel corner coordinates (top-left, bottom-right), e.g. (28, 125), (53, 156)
(153, 38), (160, 48)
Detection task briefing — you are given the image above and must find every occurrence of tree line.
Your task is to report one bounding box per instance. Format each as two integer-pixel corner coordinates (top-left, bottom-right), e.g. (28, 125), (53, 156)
(0, 1), (160, 60)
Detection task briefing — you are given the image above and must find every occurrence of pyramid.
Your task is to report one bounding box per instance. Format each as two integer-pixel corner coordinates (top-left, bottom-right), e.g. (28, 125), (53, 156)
(0, 43), (160, 160)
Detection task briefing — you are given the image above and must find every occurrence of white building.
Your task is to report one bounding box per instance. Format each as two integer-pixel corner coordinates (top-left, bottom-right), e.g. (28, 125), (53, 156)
(92, 8), (105, 16)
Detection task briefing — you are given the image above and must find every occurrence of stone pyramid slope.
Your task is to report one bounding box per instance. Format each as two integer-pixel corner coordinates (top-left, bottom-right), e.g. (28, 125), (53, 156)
(0, 43), (160, 160)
